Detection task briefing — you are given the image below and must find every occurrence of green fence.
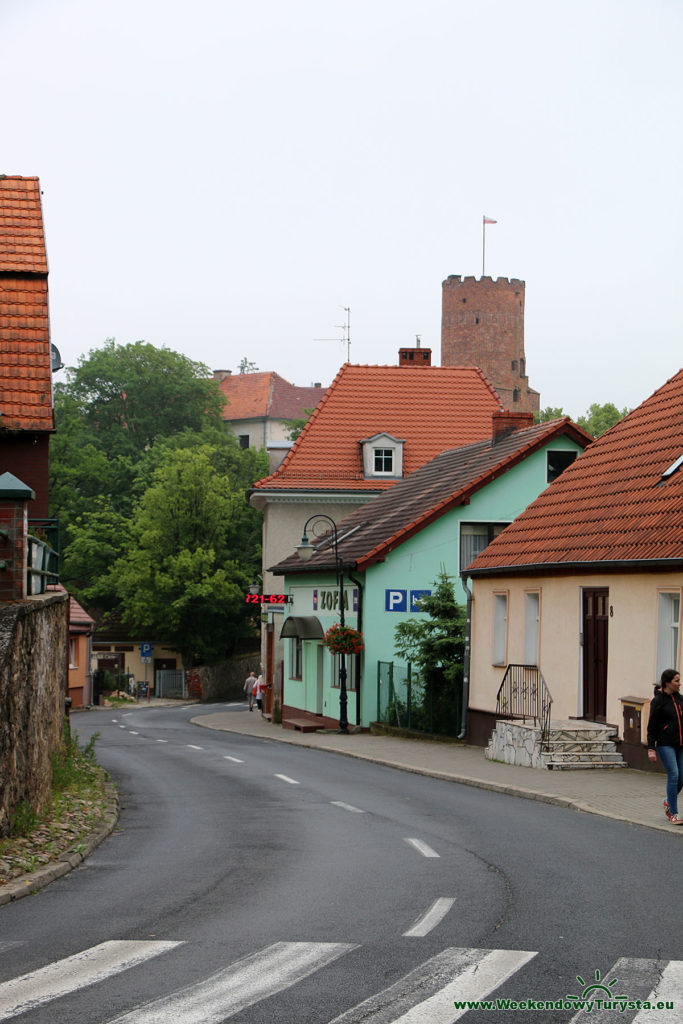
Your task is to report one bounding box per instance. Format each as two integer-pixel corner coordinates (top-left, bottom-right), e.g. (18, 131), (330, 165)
(376, 660), (462, 737)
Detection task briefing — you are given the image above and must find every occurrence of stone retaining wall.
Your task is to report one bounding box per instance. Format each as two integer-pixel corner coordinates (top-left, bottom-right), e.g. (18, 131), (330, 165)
(0, 592), (68, 837)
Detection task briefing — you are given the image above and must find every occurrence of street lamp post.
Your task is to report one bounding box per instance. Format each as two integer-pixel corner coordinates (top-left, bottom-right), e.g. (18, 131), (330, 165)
(296, 513), (349, 734)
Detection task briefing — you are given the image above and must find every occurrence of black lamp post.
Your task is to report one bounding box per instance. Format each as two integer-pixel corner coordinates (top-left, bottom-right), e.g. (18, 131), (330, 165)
(296, 513), (349, 734)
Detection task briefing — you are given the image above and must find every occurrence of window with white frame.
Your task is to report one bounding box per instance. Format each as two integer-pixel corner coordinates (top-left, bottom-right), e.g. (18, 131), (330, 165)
(493, 593), (508, 666)
(460, 522), (510, 571)
(69, 638), (77, 669)
(524, 592), (540, 666)
(656, 592), (680, 681)
(373, 448), (393, 474)
(331, 652), (358, 691)
(290, 637), (303, 680)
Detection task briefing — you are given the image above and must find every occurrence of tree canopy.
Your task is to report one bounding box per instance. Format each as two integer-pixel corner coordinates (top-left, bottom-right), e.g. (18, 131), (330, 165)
(50, 339), (267, 664)
(535, 401), (630, 437)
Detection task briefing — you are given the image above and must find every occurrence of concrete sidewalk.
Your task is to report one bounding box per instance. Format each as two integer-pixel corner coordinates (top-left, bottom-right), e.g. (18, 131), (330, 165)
(193, 706), (681, 836)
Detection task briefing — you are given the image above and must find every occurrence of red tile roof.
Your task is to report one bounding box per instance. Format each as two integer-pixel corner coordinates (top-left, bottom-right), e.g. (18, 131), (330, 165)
(467, 368), (683, 574)
(253, 364), (502, 492)
(0, 177), (48, 274)
(271, 418), (590, 574)
(218, 371), (325, 422)
(0, 176), (52, 432)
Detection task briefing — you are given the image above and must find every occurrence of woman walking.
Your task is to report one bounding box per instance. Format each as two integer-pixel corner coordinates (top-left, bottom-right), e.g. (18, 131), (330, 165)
(647, 668), (683, 825)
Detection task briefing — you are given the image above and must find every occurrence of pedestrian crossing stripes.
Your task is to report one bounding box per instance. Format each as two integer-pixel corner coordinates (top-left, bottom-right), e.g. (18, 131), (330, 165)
(107, 941), (356, 1024)
(0, 940), (182, 1022)
(0, 940), (680, 1023)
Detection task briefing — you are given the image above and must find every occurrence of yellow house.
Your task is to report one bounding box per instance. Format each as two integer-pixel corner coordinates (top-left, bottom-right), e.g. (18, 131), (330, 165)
(464, 369), (683, 769)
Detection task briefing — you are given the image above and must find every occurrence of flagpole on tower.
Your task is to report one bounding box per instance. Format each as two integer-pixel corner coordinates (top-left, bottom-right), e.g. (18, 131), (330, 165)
(482, 215), (497, 276)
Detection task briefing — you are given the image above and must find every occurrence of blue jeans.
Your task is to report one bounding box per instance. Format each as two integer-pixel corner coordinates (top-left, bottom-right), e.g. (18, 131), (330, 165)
(657, 745), (683, 815)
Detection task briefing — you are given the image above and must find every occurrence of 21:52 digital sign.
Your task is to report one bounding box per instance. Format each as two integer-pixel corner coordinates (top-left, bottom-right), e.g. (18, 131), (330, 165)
(244, 594), (290, 604)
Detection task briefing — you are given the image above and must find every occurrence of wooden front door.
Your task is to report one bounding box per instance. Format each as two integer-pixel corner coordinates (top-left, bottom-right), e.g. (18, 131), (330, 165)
(582, 588), (609, 721)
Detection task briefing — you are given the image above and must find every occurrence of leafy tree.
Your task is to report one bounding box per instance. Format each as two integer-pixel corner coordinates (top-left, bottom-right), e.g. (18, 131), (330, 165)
(534, 406), (565, 424)
(115, 446), (261, 665)
(393, 570), (466, 736)
(285, 407), (315, 442)
(576, 402), (630, 438)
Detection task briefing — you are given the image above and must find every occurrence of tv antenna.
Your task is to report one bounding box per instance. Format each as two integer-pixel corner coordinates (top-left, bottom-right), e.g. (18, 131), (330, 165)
(315, 306), (351, 363)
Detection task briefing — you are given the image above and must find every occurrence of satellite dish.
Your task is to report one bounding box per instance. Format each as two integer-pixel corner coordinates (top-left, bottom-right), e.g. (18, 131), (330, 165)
(50, 344), (64, 372)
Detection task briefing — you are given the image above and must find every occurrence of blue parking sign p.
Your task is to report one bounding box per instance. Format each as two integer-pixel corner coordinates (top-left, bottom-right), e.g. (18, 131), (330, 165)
(140, 642), (152, 658)
(385, 589), (407, 612)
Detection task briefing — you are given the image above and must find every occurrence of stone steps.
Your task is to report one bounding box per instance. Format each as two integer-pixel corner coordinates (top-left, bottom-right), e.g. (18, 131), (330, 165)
(486, 720), (628, 770)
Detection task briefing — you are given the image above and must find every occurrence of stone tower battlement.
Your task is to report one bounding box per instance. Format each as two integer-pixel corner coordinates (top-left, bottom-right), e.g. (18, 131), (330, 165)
(441, 275), (539, 414)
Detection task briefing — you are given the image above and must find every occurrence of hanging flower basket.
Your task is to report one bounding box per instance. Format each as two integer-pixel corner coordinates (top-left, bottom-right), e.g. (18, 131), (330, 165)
(323, 623), (364, 656)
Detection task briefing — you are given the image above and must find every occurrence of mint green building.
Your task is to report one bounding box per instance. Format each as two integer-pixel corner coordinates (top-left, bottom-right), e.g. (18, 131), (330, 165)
(272, 418), (589, 730)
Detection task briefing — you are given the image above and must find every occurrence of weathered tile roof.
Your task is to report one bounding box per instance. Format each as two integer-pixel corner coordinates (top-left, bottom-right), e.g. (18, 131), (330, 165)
(270, 417), (590, 574)
(253, 364), (502, 493)
(0, 176), (52, 432)
(218, 371), (325, 422)
(466, 368), (683, 574)
(0, 176), (48, 274)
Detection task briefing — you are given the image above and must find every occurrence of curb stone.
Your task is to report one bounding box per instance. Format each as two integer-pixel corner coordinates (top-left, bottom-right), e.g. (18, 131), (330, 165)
(0, 782), (120, 907)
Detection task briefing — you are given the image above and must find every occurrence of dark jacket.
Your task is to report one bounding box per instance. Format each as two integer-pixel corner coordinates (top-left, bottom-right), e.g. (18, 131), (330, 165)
(647, 690), (683, 750)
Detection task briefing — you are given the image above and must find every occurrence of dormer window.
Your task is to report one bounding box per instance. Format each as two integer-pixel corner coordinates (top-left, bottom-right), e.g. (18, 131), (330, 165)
(360, 433), (405, 479)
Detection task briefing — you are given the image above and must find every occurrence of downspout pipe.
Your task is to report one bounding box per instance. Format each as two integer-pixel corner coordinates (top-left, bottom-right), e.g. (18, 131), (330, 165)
(458, 573), (472, 740)
(347, 571), (363, 728)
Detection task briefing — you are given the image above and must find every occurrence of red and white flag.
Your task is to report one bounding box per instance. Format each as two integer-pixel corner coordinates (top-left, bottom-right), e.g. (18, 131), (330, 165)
(483, 216), (497, 224)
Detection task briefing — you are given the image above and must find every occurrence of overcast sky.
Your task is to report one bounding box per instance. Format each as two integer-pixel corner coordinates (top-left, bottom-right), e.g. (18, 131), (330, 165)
(3, 0), (682, 419)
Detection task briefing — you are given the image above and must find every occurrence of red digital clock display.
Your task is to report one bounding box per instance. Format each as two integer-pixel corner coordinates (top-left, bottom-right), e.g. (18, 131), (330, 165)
(244, 594), (289, 604)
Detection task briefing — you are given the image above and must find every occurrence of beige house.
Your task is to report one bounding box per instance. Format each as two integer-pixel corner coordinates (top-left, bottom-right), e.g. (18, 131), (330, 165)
(464, 369), (683, 768)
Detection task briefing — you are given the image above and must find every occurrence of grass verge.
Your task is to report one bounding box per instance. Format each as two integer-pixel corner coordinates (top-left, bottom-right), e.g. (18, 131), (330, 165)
(0, 723), (112, 886)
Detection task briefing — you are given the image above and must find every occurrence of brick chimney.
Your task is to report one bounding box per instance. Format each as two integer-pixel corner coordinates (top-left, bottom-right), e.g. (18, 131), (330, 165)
(492, 410), (534, 443)
(398, 342), (432, 367)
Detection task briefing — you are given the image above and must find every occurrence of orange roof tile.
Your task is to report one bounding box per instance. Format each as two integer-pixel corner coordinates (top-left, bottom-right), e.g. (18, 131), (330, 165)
(271, 418), (591, 575)
(218, 371), (325, 422)
(0, 177), (48, 274)
(0, 177), (52, 432)
(467, 368), (683, 573)
(253, 363), (502, 492)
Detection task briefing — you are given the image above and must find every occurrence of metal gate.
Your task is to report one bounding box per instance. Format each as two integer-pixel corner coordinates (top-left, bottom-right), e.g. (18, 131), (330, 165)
(156, 670), (187, 698)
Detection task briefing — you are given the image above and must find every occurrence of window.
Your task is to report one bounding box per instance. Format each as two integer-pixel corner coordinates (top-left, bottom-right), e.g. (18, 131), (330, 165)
(290, 637), (303, 680)
(547, 450), (577, 483)
(374, 448), (393, 474)
(69, 638), (77, 669)
(524, 592), (540, 666)
(657, 592), (680, 681)
(493, 593), (508, 666)
(460, 522), (509, 570)
(331, 652), (358, 691)
(238, 435), (249, 449)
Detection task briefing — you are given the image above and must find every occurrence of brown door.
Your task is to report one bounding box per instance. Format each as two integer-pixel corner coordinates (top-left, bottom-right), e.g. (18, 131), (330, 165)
(582, 588), (609, 721)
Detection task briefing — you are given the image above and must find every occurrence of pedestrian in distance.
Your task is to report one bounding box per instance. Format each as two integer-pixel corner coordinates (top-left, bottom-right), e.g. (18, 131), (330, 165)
(255, 674), (266, 715)
(244, 669), (257, 711)
(647, 668), (683, 824)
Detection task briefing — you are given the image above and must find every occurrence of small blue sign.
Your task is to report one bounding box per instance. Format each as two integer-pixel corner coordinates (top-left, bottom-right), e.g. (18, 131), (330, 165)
(410, 590), (432, 611)
(385, 589), (407, 612)
(140, 641), (152, 658)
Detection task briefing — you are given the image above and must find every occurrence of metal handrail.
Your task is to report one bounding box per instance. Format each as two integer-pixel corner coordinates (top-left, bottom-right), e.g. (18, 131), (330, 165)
(495, 664), (553, 750)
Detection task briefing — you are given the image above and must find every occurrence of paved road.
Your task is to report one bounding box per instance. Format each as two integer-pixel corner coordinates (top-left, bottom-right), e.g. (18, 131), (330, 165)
(0, 704), (681, 1023)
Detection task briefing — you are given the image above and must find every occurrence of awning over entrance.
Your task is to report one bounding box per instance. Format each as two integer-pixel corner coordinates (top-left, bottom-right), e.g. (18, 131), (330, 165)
(280, 615), (324, 640)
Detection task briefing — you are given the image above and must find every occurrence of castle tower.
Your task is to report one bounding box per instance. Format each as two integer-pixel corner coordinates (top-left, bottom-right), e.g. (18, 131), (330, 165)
(441, 275), (540, 414)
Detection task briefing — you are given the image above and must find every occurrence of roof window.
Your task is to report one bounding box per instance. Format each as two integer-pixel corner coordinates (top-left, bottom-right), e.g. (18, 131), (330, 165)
(661, 453), (683, 481)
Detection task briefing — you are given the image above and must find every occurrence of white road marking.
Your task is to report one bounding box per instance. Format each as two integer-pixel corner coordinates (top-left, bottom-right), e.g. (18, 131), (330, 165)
(403, 898), (456, 938)
(119, 725), (126, 729)
(224, 756), (245, 763)
(566, 957), (683, 1023)
(331, 801), (365, 813)
(404, 837), (440, 858)
(329, 947), (537, 1024)
(186, 745), (203, 750)
(274, 774), (300, 784)
(156, 739), (167, 743)
(129, 731), (139, 735)
(106, 941), (357, 1024)
(0, 941), (182, 1022)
